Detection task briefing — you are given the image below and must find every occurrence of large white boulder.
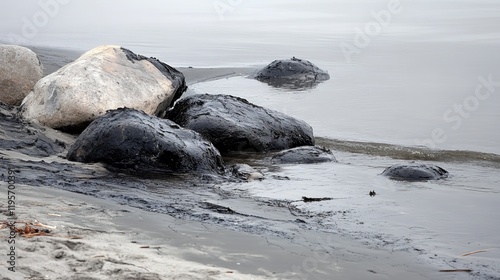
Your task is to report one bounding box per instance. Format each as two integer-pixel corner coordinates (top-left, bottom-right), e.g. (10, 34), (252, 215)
(21, 45), (186, 132)
(0, 44), (43, 106)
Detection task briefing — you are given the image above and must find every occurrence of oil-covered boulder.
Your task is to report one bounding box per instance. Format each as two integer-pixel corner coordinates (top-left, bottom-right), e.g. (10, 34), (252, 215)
(67, 108), (224, 175)
(254, 57), (330, 89)
(21, 45), (187, 132)
(165, 94), (315, 154)
(381, 163), (449, 181)
(271, 146), (336, 164)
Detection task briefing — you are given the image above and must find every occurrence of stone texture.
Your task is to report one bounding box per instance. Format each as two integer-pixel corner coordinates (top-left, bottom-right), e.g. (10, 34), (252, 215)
(0, 44), (43, 106)
(21, 45), (186, 132)
(381, 163), (449, 181)
(271, 146), (336, 164)
(254, 57), (330, 89)
(166, 94), (315, 154)
(67, 108), (224, 175)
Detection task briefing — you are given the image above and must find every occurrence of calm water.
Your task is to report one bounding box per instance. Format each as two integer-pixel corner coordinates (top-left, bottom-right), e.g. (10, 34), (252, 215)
(2, 1), (500, 277)
(2, 0), (499, 155)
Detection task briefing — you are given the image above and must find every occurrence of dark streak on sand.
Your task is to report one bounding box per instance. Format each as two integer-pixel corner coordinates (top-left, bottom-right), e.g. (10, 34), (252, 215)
(0, 105), (68, 157)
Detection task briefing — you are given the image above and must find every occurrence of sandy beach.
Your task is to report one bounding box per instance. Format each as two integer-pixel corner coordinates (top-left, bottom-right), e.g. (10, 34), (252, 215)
(1, 183), (278, 280)
(1, 45), (497, 280)
(0, 174), (441, 280)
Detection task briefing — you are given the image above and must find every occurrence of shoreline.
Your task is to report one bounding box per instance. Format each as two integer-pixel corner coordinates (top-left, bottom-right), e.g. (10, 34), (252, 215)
(21, 43), (258, 85)
(0, 44), (491, 279)
(19, 42), (500, 161)
(0, 181), (439, 280)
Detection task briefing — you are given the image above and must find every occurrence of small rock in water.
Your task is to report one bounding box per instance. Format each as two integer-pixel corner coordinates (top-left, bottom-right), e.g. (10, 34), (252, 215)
(381, 163), (449, 181)
(231, 164), (264, 181)
(271, 146), (336, 164)
(254, 57), (330, 90)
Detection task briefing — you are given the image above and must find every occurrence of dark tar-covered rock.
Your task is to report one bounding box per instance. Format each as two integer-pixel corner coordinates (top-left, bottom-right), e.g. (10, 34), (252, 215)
(381, 163), (449, 181)
(67, 108), (225, 175)
(271, 146), (336, 164)
(254, 57), (330, 89)
(165, 94), (315, 154)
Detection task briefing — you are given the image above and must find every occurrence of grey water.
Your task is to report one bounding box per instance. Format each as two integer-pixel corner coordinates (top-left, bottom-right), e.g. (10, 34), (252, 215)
(1, 0), (499, 155)
(2, 0), (500, 277)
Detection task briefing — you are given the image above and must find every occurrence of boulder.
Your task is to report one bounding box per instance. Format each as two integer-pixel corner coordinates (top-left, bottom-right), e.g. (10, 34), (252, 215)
(271, 146), (336, 164)
(67, 108), (224, 175)
(254, 57), (330, 89)
(0, 44), (43, 106)
(165, 94), (315, 153)
(381, 163), (449, 181)
(21, 45), (187, 132)
(231, 164), (264, 181)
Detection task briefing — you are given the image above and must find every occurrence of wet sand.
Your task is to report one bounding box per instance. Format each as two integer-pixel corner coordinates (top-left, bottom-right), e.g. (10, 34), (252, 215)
(0, 45), (466, 279)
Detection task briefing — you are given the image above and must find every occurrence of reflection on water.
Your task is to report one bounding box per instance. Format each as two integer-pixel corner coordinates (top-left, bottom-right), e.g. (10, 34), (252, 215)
(1, 0), (499, 154)
(191, 75), (500, 155)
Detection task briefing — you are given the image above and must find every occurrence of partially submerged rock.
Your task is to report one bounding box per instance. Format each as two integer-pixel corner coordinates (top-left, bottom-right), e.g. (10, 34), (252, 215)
(271, 146), (336, 164)
(254, 57), (330, 89)
(165, 94), (315, 154)
(67, 108), (224, 175)
(231, 164), (264, 181)
(21, 45), (187, 132)
(381, 163), (449, 181)
(0, 44), (43, 106)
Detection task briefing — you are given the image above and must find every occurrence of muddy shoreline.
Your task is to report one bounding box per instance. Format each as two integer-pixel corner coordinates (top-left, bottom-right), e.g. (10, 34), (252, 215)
(0, 45), (484, 279)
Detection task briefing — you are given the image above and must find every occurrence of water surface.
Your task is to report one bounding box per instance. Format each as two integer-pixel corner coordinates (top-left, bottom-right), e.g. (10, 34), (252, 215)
(2, 0), (498, 154)
(1, 1), (500, 277)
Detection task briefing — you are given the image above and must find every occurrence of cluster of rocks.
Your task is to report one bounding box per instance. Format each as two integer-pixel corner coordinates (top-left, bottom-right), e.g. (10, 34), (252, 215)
(1, 44), (449, 181)
(0, 44), (335, 176)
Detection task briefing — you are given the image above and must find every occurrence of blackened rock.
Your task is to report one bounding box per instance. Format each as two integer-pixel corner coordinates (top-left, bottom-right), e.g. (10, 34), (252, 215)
(255, 57), (330, 90)
(67, 108), (224, 175)
(381, 163), (449, 181)
(271, 146), (336, 164)
(165, 94), (315, 154)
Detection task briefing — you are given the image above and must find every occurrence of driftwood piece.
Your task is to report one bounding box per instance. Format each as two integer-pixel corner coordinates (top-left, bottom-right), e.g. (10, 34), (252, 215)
(302, 196), (333, 203)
